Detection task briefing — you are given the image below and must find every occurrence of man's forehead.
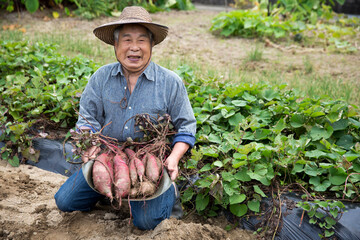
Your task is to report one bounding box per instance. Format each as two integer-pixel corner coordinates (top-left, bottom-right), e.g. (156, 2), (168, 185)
(120, 24), (149, 34)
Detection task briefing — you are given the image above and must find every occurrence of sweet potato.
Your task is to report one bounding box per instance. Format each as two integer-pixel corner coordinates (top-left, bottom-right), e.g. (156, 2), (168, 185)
(134, 157), (145, 182)
(116, 149), (129, 164)
(125, 148), (145, 182)
(129, 184), (139, 198)
(129, 157), (138, 186)
(124, 148), (136, 159)
(145, 153), (162, 183)
(139, 179), (156, 197)
(92, 152), (114, 201)
(141, 153), (147, 166)
(113, 154), (131, 200)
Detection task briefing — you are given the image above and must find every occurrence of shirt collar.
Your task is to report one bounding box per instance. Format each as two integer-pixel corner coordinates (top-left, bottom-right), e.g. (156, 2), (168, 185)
(111, 61), (155, 82)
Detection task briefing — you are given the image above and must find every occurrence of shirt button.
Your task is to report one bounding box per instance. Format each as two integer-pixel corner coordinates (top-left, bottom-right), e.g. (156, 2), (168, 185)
(125, 126), (128, 130)
(128, 106), (132, 110)
(124, 86), (127, 89)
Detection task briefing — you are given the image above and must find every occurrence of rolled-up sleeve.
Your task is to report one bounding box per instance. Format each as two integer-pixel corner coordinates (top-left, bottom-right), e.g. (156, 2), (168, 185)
(168, 75), (197, 148)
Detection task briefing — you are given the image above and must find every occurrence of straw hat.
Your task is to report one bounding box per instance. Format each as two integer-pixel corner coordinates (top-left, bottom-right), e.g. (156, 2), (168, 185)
(93, 6), (168, 46)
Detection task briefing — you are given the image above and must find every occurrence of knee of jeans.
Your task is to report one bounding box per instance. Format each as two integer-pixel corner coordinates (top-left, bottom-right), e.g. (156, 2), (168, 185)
(54, 190), (72, 212)
(132, 213), (159, 230)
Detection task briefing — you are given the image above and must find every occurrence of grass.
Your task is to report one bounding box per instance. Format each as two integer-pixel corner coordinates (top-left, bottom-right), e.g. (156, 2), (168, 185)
(1, 28), (359, 107)
(244, 44), (264, 63)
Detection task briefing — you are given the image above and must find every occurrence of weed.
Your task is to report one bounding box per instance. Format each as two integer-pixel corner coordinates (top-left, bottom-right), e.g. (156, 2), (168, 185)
(303, 56), (314, 74)
(244, 45), (263, 63)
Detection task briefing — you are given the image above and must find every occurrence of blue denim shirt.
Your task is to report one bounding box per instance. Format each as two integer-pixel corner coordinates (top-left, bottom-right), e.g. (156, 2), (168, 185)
(76, 61), (196, 147)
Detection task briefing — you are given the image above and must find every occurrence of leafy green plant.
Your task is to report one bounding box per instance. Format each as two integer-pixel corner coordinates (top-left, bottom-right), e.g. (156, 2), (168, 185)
(271, 0), (345, 23)
(175, 64), (360, 233)
(297, 200), (346, 238)
(0, 0), (193, 19)
(211, 1), (358, 53)
(72, 0), (115, 19)
(210, 10), (301, 39)
(0, 40), (99, 164)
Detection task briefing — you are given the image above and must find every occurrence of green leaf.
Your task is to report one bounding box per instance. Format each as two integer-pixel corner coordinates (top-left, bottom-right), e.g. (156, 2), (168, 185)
(196, 193), (210, 212)
(247, 200), (260, 212)
(237, 143), (255, 154)
(234, 168), (251, 182)
(231, 100), (247, 107)
(331, 119), (349, 131)
(325, 230), (335, 237)
(181, 187), (195, 202)
(325, 216), (336, 226)
(290, 114), (305, 128)
(201, 146), (218, 157)
(262, 89), (279, 101)
(242, 92), (256, 102)
(213, 160), (223, 168)
(208, 133), (222, 144)
(253, 185), (267, 197)
(222, 171), (235, 182)
(310, 125), (333, 141)
(291, 163), (304, 174)
(305, 150), (327, 159)
(230, 203), (248, 217)
(199, 163), (212, 173)
(221, 109), (235, 118)
(315, 211), (325, 219)
(336, 135), (355, 150)
(310, 177), (331, 191)
(254, 129), (271, 140)
(329, 168), (347, 185)
(272, 118), (286, 133)
(229, 113), (245, 126)
(343, 151), (360, 161)
(25, 0), (39, 13)
(229, 193), (246, 204)
(8, 155), (20, 167)
(309, 218), (317, 224)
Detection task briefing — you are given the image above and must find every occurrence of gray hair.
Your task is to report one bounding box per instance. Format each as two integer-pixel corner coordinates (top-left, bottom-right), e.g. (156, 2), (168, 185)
(113, 24), (153, 45)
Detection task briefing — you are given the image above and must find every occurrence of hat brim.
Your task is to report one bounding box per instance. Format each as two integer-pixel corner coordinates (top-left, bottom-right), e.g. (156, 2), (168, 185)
(93, 20), (168, 46)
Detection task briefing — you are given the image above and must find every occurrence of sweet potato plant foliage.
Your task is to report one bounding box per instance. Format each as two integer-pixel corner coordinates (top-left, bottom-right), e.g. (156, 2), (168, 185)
(175, 65), (360, 218)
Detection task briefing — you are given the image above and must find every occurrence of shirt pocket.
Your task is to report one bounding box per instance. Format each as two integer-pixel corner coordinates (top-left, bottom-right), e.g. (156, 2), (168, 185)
(138, 103), (167, 120)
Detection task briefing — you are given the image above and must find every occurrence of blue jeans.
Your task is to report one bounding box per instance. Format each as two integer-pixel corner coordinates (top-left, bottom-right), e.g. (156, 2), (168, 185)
(54, 168), (175, 230)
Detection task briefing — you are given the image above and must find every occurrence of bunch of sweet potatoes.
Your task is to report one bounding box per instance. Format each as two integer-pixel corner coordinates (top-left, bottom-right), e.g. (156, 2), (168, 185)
(92, 147), (163, 203)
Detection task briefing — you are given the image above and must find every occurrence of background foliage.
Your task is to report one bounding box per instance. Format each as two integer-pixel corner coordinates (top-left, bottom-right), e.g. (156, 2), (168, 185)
(211, 0), (359, 53)
(0, 0), (194, 19)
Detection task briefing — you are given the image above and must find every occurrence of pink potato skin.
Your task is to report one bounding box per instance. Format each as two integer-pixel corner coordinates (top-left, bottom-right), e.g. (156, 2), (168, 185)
(92, 153), (114, 201)
(125, 148), (145, 183)
(128, 157), (138, 186)
(145, 153), (161, 183)
(113, 154), (131, 199)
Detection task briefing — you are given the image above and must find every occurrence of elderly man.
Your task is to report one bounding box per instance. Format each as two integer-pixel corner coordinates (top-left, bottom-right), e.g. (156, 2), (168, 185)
(54, 6), (196, 230)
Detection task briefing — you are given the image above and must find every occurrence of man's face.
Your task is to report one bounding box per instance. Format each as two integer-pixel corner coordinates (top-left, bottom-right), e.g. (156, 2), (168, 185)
(115, 24), (153, 74)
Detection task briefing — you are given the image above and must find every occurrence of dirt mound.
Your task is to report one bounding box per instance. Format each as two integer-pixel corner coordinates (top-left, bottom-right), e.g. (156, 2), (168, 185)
(0, 160), (254, 240)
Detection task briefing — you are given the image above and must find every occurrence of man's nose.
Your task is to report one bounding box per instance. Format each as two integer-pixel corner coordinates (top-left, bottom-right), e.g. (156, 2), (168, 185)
(130, 42), (140, 51)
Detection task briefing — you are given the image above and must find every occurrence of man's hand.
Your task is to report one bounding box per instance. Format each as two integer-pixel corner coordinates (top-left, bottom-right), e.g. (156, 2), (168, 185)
(82, 145), (101, 163)
(164, 155), (180, 181)
(164, 142), (189, 181)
